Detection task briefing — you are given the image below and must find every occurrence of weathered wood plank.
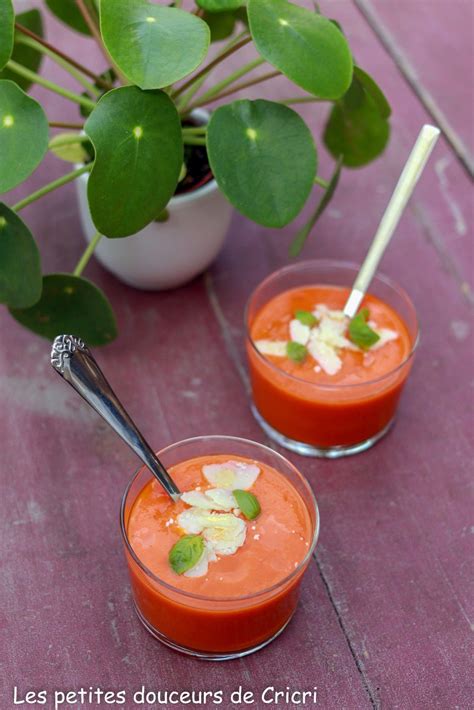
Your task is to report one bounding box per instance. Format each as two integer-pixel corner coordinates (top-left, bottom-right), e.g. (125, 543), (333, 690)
(354, 0), (474, 172)
(0, 14), (374, 710)
(206, 1), (474, 706)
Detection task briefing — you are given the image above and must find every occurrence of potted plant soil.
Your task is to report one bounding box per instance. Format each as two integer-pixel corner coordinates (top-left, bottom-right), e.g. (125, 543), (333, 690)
(0, 0), (391, 344)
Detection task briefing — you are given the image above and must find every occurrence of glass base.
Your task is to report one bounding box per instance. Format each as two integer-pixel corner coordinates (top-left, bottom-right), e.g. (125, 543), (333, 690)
(133, 601), (295, 661)
(251, 404), (395, 458)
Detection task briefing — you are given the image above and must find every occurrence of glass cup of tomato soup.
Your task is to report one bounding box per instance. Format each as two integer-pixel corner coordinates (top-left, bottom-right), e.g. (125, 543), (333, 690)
(120, 435), (319, 660)
(246, 260), (419, 458)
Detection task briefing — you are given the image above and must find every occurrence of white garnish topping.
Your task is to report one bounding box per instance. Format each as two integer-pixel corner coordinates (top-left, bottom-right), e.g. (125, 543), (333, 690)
(233, 508), (241, 516)
(165, 518), (174, 528)
(370, 328), (398, 350)
(202, 461), (260, 490)
(253, 533), (260, 540)
(255, 339), (287, 357)
(181, 488), (236, 511)
(308, 335), (342, 376)
(204, 515), (246, 556)
(289, 319), (310, 345)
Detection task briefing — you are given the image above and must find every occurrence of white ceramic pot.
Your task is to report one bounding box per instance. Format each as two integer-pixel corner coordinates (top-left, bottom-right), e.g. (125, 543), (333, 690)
(75, 109), (233, 291)
(76, 174), (233, 290)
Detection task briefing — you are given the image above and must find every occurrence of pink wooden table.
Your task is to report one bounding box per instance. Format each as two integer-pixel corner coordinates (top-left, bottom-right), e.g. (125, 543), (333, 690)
(1, 2), (472, 708)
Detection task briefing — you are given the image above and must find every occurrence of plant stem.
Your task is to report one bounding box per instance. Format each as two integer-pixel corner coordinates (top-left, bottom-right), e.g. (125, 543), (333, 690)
(183, 136), (207, 146)
(49, 121), (85, 129)
(48, 133), (90, 149)
(281, 96), (327, 105)
(13, 165), (91, 212)
(176, 72), (208, 112)
(181, 126), (207, 135)
(175, 30), (250, 111)
(187, 70), (281, 110)
(73, 230), (102, 277)
(314, 176), (329, 189)
(6, 60), (96, 111)
(15, 22), (113, 91)
(16, 34), (101, 97)
(189, 57), (265, 107)
(172, 36), (252, 99)
(76, 0), (127, 85)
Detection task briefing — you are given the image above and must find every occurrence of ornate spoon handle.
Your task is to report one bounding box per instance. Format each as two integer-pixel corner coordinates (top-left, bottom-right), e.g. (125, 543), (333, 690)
(51, 335), (181, 502)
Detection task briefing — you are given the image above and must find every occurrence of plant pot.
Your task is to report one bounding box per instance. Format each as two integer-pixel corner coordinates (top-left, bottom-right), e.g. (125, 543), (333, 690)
(75, 112), (233, 291)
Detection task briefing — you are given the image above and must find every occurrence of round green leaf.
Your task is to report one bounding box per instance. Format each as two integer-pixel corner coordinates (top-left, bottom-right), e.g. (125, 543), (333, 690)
(323, 78), (390, 168)
(197, 0), (243, 12)
(248, 0), (353, 99)
(203, 11), (236, 42)
(0, 80), (49, 193)
(100, 0), (210, 89)
(353, 66), (391, 119)
(10, 274), (117, 345)
(45, 0), (92, 36)
(0, 0), (14, 70)
(0, 10), (44, 91)
(0, 203), (41, 308)
(85, 86), (183, 238)
(207, 99), (317, 228)
(49, 133), (90, 164)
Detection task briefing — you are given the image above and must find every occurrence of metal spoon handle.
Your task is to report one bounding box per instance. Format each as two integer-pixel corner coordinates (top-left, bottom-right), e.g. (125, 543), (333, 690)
(51, 335), (180, 501)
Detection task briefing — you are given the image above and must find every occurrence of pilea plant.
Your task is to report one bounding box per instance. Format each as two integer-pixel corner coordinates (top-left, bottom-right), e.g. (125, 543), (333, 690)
(0, 0), (391, 345)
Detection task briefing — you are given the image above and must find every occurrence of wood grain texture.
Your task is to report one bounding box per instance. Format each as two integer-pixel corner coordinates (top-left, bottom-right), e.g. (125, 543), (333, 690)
(0, 3), (472, 710)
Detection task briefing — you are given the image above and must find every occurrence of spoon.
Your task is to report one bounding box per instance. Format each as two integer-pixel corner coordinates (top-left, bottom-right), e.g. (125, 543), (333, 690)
(343, 124), (440, 318)
(50, 334), (181, 502)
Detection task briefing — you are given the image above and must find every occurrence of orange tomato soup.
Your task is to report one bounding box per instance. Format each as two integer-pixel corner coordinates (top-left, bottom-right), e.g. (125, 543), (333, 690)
(124, 455), (315, 654)
(247, 285), (415, 448)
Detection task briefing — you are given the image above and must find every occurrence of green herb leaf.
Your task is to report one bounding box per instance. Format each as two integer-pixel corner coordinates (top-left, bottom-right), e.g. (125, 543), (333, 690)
(100, 0), (210, 90)
(85, 86), (183, 238)
(0, 0), (14, 71)
(45, 0), (92, 36)
(287, 341), (307, 363)
(233, 490), (261, 520)
(295, 310), (317, 327)
(0, 203), (42, 309)
(0, 10), (44, 91)
(248, 0), (353, 100)
(348, 308), (380, 349)
(0, 80), (49, 193)
(289, 156), (343, 256)
(9, 273), (117, 345)
(207, 99), (317, 228)
(169, 535), (205, 575)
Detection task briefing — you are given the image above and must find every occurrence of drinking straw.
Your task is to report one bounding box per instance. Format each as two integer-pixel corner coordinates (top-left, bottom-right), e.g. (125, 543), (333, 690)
(343, 124), (441, 318)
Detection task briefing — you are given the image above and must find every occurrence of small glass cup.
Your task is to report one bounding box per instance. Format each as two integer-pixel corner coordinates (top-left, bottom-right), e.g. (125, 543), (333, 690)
(245, 260), (419, 458)
(120, 435), (319, 661)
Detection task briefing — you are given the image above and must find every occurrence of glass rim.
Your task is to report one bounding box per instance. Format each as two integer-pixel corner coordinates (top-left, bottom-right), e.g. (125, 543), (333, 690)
(244, 258), (420, 391)
(120, 435), (320, 604)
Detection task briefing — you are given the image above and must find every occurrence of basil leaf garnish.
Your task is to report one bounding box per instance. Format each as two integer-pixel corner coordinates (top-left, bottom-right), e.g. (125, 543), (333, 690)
(233, 489), (261, 520)
(348, 308), (380, 349)
(169, 534), (205, 575)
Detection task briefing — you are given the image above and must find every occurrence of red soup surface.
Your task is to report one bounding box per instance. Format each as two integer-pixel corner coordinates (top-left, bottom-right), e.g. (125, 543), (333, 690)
(124, 454), (315, 654)
(247, 285), (415, 448)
